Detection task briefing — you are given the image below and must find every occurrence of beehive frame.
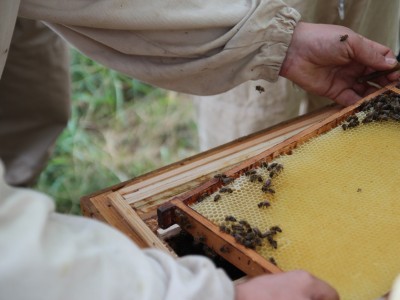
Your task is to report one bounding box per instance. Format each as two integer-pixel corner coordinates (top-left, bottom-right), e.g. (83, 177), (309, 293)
(157, 82), (400, 277)
(81, 102), (342, 252)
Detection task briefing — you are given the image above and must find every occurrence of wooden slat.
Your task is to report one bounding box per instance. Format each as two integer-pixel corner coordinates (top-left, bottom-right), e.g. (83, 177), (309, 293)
(84, 193), (148, 248)
(172, 199), (282, 276)
(108, 192), (175, 255)
(120, 106), (343, 204)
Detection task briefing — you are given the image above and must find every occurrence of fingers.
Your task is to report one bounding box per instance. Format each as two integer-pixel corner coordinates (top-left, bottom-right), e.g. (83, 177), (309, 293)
(350, 35), (398, 71)
(386, 68), (400, 81)
(290, 270), (340, 300)
(235, 270), (340, 300)
(334, 89), (362, 106)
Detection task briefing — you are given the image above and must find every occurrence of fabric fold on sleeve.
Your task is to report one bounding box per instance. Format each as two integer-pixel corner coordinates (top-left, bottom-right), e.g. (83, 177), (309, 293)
(19, 0), (300, 95)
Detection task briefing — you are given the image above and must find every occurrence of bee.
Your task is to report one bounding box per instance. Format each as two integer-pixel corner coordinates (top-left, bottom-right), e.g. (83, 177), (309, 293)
(220, 187), (233, 193)
(225, 215), (237, 222)
(392, 114), (400, 121)
(275, 164), (284, 172)
(219, 224), (228, 232)
(232, 224), (244, 231)
(239, 220), (250, 227)
(362, 117), (373, 124)
(246, 232), (256, 240)
(379, 114), (389, 121)
(257, 175), (264, 183)
(252, 227), (262, 237)
(339, 34), (348, 42)
(262, 187), (275, 194)
(214, 173), (227, 179)
(341, 123), (348, 130)
(255, 85), (265, 93)
(261, 230), (274, 238)
(267, 236), (278, 249)
(249, 174), (259, 182)
(269, 257), (277, 266)
(375, 101), (384, 110)
(233, 234), (244, 243)
(258, 200), (271, 208)
(220, 245), (231, 253)
(203, 245), (217, 259)
(346, 115), (357, 122)
(197, 192), (208, 202)
(261, 162), (268, 168)
(352, 119), (360, 125)
(255, 237), (262, 246)
(244, 239), (256, 249)
(264, 179), (272, 187)
(213, 194), (221, 202)
(245, 170), (257, 176)
(270, 226), (282, 233)
(222, 177), (234, 185)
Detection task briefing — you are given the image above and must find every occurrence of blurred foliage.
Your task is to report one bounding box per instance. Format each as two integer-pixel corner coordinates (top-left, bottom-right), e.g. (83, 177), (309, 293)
(35, 49), (199, 214)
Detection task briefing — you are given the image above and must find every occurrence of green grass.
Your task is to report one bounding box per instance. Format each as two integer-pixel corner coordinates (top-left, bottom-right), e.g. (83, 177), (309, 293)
(35, 49), (199, 214)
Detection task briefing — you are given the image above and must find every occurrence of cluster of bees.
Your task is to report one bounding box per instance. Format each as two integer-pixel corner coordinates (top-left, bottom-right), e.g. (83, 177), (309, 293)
(342, 92), (400, 130)
(195, 162), (286, 267)
(341, 115), (359, 130)
(245, 162), (283, 208)
(210, 162), (284, 208)
(219, 215), (282, 265)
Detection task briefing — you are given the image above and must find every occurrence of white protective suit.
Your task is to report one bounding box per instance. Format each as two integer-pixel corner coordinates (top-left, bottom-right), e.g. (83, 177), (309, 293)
(0, 161), (234, 300)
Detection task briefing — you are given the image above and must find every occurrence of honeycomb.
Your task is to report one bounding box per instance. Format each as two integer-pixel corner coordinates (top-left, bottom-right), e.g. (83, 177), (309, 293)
(191, 92), (400, 300)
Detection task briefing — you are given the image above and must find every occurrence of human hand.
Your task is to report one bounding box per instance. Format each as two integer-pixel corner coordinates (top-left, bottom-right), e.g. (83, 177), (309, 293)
(235, 270), (339, 300)
(279, 22), (400, 106)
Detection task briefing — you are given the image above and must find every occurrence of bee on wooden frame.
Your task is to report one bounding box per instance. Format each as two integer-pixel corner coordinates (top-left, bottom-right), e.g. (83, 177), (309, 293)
(220, 245), (231, 253)
(220, 187), (233, 193)
(269, 257), (277, 266)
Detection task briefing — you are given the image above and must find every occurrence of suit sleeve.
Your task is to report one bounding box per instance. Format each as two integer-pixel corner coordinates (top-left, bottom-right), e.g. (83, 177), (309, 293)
(18, 0), (300, 95)
(0, 162), (234, 300)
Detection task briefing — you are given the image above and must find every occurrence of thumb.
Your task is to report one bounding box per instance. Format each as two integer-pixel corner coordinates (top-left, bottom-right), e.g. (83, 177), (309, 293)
(350, 35), (397, 71)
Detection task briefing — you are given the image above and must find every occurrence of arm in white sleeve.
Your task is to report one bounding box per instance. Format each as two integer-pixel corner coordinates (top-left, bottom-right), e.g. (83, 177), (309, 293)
(391, 275), (400, 300)
(18, 0), (300, 95)
(0, 162), (234, 300)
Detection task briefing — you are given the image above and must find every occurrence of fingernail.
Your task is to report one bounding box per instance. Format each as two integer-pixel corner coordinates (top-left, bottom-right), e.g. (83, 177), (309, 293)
(385, 57), (397, 65)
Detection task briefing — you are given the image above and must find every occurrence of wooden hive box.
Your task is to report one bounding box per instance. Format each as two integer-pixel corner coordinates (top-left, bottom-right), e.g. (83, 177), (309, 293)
(81, 82), (400, 300)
